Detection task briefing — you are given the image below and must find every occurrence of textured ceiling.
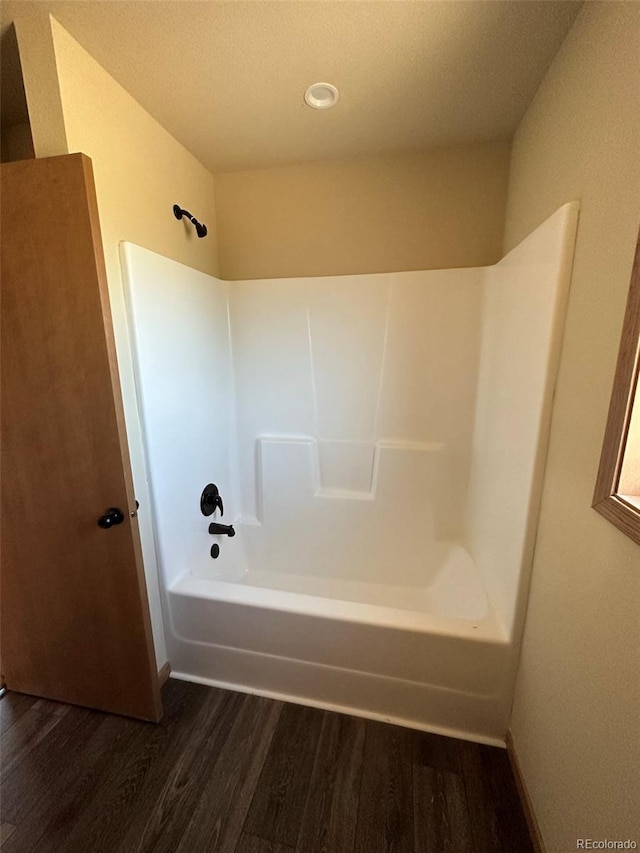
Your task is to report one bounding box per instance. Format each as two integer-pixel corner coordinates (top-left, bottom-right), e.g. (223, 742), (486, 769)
(0, 1), (582, 173)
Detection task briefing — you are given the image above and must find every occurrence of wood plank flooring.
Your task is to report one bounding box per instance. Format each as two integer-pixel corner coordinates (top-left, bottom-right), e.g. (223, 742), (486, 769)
(0, 681), (533, 852)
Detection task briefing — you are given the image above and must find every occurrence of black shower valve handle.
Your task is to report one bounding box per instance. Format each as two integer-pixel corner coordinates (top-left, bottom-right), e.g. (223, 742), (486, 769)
(200, 483), (224, 517)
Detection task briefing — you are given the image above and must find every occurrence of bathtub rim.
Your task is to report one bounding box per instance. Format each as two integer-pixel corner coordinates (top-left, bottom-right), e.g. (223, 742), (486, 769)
(171, 572), (509, 644)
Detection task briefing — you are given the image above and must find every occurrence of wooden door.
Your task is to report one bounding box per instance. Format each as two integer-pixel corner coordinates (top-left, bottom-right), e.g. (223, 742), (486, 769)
(1, 154), (162, 722)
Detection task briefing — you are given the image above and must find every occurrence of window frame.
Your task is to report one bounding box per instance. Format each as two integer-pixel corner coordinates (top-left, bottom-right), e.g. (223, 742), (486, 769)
(593, 229), (640, 546)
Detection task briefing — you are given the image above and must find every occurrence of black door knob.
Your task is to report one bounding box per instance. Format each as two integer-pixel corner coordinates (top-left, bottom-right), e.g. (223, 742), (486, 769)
(97, 507), (125, 529)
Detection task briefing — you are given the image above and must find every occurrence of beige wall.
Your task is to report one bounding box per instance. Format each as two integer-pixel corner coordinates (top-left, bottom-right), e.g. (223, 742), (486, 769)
(215, 142), (510, 280)
(503, 3), (640, 851)
(48, 18), (220, 280)
(13, 14), (67, 158)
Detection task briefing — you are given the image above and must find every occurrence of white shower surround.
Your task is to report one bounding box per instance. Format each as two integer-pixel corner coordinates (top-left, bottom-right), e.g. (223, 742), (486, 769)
(122, 202), (578, 744)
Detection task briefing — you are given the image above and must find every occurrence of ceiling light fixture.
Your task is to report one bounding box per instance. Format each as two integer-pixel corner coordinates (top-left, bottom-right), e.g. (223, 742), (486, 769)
(304, 82), (339, 110)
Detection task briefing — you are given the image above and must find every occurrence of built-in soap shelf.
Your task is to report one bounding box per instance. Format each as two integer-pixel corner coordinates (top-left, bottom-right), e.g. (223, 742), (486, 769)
(253, 434), (444, 502)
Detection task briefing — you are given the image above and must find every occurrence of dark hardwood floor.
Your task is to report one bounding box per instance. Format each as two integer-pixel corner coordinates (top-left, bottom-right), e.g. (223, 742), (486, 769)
(0, 680), (533, 852)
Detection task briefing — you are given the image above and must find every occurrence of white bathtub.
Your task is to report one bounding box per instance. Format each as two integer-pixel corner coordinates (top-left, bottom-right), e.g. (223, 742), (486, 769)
(166, 541), (511, 745)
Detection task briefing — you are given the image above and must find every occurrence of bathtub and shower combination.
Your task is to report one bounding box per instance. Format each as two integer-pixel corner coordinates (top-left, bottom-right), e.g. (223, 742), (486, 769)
(122, 203), (578, 745)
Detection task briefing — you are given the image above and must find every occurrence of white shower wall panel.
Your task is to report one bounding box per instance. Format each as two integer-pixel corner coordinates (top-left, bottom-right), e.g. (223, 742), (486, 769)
(377, 269), (483, 443)
(230, 268), (484, 540)
(228, 278), (317, 520)
(124, 250), (486, 596)
(377, 269), (484, 539)
(306, 274), (390, 441)
(122, 245), (244, 587)
(466, 202), (579, 633)
(234, 437), (441, 586)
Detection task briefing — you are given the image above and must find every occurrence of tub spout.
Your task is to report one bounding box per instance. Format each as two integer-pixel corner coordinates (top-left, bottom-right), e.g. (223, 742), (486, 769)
(208, 522), (235, 537)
